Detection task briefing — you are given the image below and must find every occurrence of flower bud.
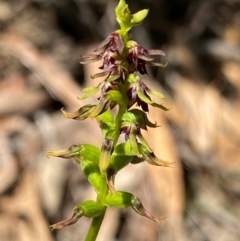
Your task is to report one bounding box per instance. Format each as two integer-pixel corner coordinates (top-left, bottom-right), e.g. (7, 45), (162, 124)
(131, 9), (149, 26)
(104, 191), (132, 208)
(50, 201), (103, 230)
(99, 137), (114, 173)
(47, 144), (101, 164)
(115, 0), (131, 28)
(80, 159), (101, 193)
(104, 192), (163, 224)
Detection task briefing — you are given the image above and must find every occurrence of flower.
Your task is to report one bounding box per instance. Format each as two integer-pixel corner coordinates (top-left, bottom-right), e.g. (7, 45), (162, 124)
(126, 40), (167, 74)
(50, 201), (103, 230)
(127, 74), (168, 112)
(94, 32), (124, 54)
(121, 112), (152, 155)
(79, 32), (124, 65)
(127, 81), (150, 111)
(91, 62), (128, 84)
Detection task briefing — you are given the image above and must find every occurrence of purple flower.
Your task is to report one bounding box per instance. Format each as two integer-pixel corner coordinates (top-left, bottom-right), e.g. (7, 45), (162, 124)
(91, 63), (128, 84)
(127, 75), (168, 112)
(94, 32), (124, 54)
(127, 40), (167, 75)
(127, 82), (150, 111)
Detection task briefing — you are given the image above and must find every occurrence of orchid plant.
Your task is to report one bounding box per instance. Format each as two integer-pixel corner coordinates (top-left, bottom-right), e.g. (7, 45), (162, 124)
(47, 0), (171, 240)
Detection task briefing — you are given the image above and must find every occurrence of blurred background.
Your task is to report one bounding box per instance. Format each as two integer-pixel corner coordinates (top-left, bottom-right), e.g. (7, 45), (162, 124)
(0, 0), (240, 241)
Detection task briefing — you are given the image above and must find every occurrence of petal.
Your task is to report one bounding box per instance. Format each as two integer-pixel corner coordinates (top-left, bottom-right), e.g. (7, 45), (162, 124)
(106, 167), (116, 193)
(88, 98), (111, 118)
(148, 61), (168, 68)
(140, 147), (173, 167)
(137, 132), (151, 152)
(61, 105), (96, 120)
(137, 54), (154, 62)
(150, 102), (170, 111)
(99, 137), (114, 172)
(94, 36), (112, 52)
(137, 86), (153, 104)
(147, 49), (166, 56)
(128, 109), (158, 129)
(79, 54), (103, 64)
(91, 69), (110, 79)
(145, 86), (165, 99)
(78, 85), (101, 100)
(111, 32), (124, 54)
(129, 131), (140, 156)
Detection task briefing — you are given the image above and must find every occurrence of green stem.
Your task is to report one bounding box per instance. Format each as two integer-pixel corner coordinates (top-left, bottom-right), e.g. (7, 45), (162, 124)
(85, 27), (129, 241)
(84, 208), (106, 241)
(84, 174), (108, 241)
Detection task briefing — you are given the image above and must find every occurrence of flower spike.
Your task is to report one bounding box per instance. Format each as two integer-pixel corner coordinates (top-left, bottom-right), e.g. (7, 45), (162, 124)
(48, 1), (171, 240)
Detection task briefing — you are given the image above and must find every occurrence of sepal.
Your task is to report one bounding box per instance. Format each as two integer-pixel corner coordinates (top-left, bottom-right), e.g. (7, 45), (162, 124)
(131, 196), (163, 224)
(138, 143), (173, 167)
